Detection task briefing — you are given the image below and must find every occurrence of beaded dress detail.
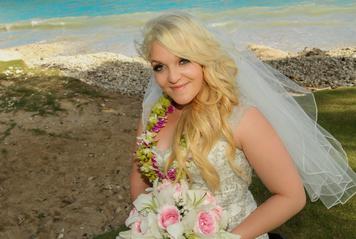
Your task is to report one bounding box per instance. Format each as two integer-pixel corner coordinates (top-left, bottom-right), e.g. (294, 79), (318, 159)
(152, 99), (269, 239)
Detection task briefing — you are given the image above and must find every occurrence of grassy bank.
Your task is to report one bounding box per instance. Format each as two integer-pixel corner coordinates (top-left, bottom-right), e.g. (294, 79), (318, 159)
(285, 86), (355, 238)
(252, 87), (356, 239)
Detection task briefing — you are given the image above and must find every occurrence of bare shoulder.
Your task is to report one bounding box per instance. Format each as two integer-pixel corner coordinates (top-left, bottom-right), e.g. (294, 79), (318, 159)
(239, 106), (268, 129)
(233, 107), (306, 206)
(233, 106), (292, 167)
(233, 106), (270, 151)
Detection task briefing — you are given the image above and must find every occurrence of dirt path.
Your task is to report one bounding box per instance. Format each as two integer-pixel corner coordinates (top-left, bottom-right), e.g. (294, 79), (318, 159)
(0, 66), (142, 238)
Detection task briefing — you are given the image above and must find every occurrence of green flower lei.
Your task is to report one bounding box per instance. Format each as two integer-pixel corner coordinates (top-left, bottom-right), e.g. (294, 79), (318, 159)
(136, 95), (185, 182)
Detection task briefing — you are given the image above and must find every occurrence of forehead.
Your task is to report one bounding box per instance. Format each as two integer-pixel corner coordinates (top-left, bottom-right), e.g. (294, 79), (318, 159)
(149, 41), (179, 63)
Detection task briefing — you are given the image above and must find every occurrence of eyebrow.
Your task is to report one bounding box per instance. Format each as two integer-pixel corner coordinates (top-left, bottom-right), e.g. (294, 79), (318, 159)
(150, 59), (163, 64)
(150, 57), (187, 65)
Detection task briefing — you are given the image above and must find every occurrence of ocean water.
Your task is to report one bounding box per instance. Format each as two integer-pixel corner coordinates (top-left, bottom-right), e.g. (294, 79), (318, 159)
(0, 0), (355, 56)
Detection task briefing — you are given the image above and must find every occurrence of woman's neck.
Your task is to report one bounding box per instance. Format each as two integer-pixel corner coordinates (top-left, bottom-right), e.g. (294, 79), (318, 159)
(171, 101), (184, 110)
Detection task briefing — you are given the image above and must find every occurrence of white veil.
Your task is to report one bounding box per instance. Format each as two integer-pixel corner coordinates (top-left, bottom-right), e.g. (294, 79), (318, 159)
(139, 12), (356, 209)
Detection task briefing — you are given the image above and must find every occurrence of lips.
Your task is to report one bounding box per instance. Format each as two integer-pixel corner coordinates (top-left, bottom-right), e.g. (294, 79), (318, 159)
(171, 82), (189, 90)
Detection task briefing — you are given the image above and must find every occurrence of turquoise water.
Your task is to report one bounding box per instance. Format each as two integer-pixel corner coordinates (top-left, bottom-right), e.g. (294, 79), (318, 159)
(0, 0), (355, 55)
(1, 0), (352, 24)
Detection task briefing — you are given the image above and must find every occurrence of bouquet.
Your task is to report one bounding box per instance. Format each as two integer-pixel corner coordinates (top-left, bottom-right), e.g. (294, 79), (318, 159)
(118, 180), (240, 239)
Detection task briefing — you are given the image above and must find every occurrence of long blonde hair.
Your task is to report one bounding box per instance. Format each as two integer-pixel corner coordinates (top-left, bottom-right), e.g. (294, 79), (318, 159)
(136, 11), (249, 191)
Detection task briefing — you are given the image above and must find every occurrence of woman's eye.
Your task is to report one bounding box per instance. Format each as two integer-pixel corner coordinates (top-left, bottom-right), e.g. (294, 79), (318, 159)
(153, 64), (163, 72)
(152, 59), (189, 72)
(180, 58), (190, 65)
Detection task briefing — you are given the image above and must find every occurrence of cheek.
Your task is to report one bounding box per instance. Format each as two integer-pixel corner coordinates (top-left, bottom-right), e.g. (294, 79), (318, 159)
(194, 69), (204, 89)
(154, 75), (167, 88)
(192, 65), (204, 82)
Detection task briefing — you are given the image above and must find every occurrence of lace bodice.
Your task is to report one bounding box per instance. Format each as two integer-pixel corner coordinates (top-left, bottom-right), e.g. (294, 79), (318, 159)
(152, 100), (269, 239)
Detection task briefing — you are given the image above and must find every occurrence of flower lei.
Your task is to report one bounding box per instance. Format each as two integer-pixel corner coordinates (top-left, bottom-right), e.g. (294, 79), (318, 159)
(136, 95), (182, 183)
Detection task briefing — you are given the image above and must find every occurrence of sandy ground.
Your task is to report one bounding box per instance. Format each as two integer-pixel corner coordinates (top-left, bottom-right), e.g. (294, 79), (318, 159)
(0, 41), (89, 64)
(0, 87), (142, 238)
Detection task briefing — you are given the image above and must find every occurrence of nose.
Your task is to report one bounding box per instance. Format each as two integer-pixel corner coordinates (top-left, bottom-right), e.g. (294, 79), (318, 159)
(168, 67), (181, 84)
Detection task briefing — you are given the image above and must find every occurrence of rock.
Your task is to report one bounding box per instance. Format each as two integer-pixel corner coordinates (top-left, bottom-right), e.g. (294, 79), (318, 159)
(300, 47), (327, 57)
(247, 44), (292, 60)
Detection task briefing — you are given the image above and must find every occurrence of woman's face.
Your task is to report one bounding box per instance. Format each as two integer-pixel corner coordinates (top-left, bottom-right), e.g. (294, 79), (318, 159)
(149, 41), (204, 107)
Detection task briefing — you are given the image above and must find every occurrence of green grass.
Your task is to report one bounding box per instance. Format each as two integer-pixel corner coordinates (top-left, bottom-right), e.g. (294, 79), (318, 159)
(94, 87), (356, 239)
(0, 59), (27, 73)
(0, 60), (110, 116)
(256, 86), (356, 239)
(0, 84), (63, 115)
(64, 78), (109, 98)
(20, 127), (83, 140)
(1, 148), (8, 157)
(0, 120), (17, 142)
(29, 128), (48, 136)
(93, 225), (128, 239)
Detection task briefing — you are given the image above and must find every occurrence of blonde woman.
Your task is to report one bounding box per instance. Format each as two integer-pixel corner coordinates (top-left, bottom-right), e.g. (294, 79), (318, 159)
(127, 11), (356, 239)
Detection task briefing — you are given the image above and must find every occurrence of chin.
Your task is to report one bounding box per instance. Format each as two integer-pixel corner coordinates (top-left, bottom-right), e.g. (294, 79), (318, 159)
(170, 95), (194, 107)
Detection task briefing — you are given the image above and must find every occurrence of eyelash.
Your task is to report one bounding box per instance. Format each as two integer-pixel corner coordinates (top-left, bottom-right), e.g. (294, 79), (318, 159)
(153, 58), (190, 72)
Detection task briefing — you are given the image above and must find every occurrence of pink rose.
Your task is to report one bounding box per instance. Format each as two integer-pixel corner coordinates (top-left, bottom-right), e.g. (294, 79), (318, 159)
(158, 205), (181, 230)
(195, 211), (217, 236)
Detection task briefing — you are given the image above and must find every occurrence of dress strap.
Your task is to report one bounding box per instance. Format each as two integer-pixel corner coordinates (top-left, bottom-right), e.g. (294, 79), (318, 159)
(227, 95), (256, 131)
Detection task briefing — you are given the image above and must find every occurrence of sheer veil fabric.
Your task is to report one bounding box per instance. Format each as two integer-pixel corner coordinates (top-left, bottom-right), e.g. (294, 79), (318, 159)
(140, 12), (356, 209)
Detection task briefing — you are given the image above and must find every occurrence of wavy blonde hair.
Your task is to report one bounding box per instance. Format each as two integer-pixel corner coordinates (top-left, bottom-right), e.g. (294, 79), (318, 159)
(136, 11), (249, 191)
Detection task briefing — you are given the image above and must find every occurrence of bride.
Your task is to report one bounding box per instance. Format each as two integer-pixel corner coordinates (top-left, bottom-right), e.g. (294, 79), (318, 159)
(126, 11), (356, 239)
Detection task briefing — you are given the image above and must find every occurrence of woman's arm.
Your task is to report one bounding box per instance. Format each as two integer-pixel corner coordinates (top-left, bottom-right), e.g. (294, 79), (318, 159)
(130, 117), (151, 202)
(231, 107), (306, 239)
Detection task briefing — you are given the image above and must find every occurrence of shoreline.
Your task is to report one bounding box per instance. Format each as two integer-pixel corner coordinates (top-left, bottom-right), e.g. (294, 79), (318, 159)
(1, 41), (355, 95)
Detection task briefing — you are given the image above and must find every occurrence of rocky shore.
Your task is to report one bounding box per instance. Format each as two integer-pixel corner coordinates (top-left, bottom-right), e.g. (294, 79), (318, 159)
(261, 46), (356, 90)
(1, 42), (355, 96)
(31, 45), (356, 94)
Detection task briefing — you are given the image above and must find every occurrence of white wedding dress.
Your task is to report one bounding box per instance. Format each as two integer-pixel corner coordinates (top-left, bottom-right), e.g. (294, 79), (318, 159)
(153, 101), (269, 239)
